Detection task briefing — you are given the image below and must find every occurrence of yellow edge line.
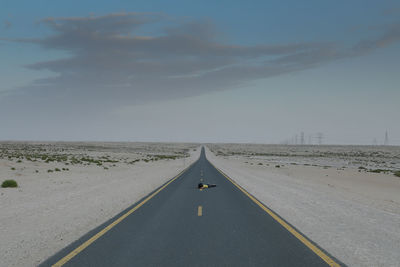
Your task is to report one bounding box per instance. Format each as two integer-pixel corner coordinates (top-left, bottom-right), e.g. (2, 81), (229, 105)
(211, 163), (340, 267)
(52, 163), (194, 267)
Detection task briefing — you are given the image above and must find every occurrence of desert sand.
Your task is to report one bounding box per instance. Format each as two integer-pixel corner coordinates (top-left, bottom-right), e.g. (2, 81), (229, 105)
(2, 142), (399, 266)
(206, 144), (400, 267)
(0, 142), (199, 267)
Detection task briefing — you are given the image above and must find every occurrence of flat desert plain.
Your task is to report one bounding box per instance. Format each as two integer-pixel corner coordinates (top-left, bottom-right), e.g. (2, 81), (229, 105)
(206, 144), (400, 267)
(1, 142), (400, 266)
(0, 142), (199, 267)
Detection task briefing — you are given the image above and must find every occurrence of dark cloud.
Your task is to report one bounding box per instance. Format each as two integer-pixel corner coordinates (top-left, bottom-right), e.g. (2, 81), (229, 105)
(2, 13), (400, 112)
(3, 20), (12, 29)
(383, 7), (400, 16)
(353, 22), (400, 54)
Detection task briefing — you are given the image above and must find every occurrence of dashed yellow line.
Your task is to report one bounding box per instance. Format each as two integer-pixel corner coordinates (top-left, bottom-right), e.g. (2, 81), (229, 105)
(52, 163), (194, 267)
(198, 206), (203, 216)
(210, 163), (340, 267)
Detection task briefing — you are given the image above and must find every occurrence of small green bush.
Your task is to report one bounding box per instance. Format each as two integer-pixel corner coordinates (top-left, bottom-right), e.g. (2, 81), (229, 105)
(275, 165), (280, 168)
(369, 169), (389, 173)
(2, 179), (18, 188)
(394, 171), (400, 177)
(11, 167), (16, 170)
(48, 169), (53, 173)
(55, 168), (61, 172)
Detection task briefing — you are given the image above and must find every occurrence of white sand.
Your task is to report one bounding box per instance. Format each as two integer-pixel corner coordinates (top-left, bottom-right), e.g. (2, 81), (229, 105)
(206, 146), (400, 267)
(0, 142), (199, 267)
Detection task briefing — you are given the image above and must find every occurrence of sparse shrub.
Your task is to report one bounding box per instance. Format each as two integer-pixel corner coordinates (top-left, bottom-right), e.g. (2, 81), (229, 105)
(11, 167), (16, 170)
(35, 170), (39, 173)
(394, 171), (400, 177)
(17, 160), (22, 163)
(258, 163), (263, 165)
(103, 159), (119, 163)
(104, 167), (109, 170)
(2, 179), (18, 188)
(48, 169), (53, 173)
(275, 165), (280, 168)
(369, 169), (385, 173)
(55, 168), (61, 172)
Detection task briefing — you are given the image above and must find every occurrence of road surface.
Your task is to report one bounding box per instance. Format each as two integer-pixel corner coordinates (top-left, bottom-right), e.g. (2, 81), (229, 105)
(43, 147), (340, 266)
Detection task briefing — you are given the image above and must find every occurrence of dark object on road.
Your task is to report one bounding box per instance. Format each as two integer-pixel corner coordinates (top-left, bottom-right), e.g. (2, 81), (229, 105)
(198, 183), (216, 189)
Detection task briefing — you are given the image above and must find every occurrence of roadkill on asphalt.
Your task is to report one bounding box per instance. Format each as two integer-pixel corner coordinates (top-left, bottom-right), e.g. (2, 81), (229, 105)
(198, 183), (217, 189)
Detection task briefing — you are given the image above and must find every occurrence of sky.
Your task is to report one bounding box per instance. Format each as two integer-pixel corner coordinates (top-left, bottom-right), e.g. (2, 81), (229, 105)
(1, 0), (399, 145)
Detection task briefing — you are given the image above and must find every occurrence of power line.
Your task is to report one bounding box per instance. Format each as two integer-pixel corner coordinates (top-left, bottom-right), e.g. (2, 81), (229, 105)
(316, 132), (324, 145)
(384, 131), (389, 146)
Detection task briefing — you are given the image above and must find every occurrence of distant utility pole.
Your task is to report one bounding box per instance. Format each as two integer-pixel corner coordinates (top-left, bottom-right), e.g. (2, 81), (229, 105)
(372, 138), (377, 146)
(308, 135), (312, 145)
(295, 135), (298, 145)
(316, 132), (324, 145)
(300, 132), (305, 145)
(384, 131), (389, 146)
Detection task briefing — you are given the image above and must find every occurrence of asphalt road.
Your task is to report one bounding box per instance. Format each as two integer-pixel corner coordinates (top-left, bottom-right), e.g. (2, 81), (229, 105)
(43, 147), (339, 267)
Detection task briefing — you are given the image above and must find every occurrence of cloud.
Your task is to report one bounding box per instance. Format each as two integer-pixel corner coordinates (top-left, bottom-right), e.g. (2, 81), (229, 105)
(1, 13), (400, 114)
(353, 22), (400, 54)
(383, 7), (400, 16)
(3, 20), (12, 29)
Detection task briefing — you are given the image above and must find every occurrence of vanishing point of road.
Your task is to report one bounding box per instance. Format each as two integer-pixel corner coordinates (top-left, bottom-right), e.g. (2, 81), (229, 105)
(43, 147), (341, 267)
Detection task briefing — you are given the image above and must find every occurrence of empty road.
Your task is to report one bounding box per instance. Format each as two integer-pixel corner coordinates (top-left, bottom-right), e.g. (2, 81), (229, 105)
(43, 147), (340, 266)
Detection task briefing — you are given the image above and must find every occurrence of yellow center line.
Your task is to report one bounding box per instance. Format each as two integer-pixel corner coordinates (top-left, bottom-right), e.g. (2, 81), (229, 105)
(210, 162), (340, 267)
(52, 163), (195, 267)
(198, 206), (203, 216)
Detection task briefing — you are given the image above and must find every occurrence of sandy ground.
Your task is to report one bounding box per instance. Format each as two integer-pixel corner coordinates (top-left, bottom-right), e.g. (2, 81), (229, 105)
(206, 145), (400, 267)
(0, 142), (200, 267)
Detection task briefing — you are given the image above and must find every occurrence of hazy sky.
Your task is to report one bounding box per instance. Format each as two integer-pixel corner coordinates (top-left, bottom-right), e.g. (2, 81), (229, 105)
(1, 0), (399, 144)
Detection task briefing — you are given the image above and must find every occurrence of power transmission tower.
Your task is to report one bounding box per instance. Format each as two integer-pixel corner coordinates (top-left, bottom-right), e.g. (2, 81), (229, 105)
(372, 138), (377, 146)
(384, 131), (389, 146)
(316, 132), (324, 145)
